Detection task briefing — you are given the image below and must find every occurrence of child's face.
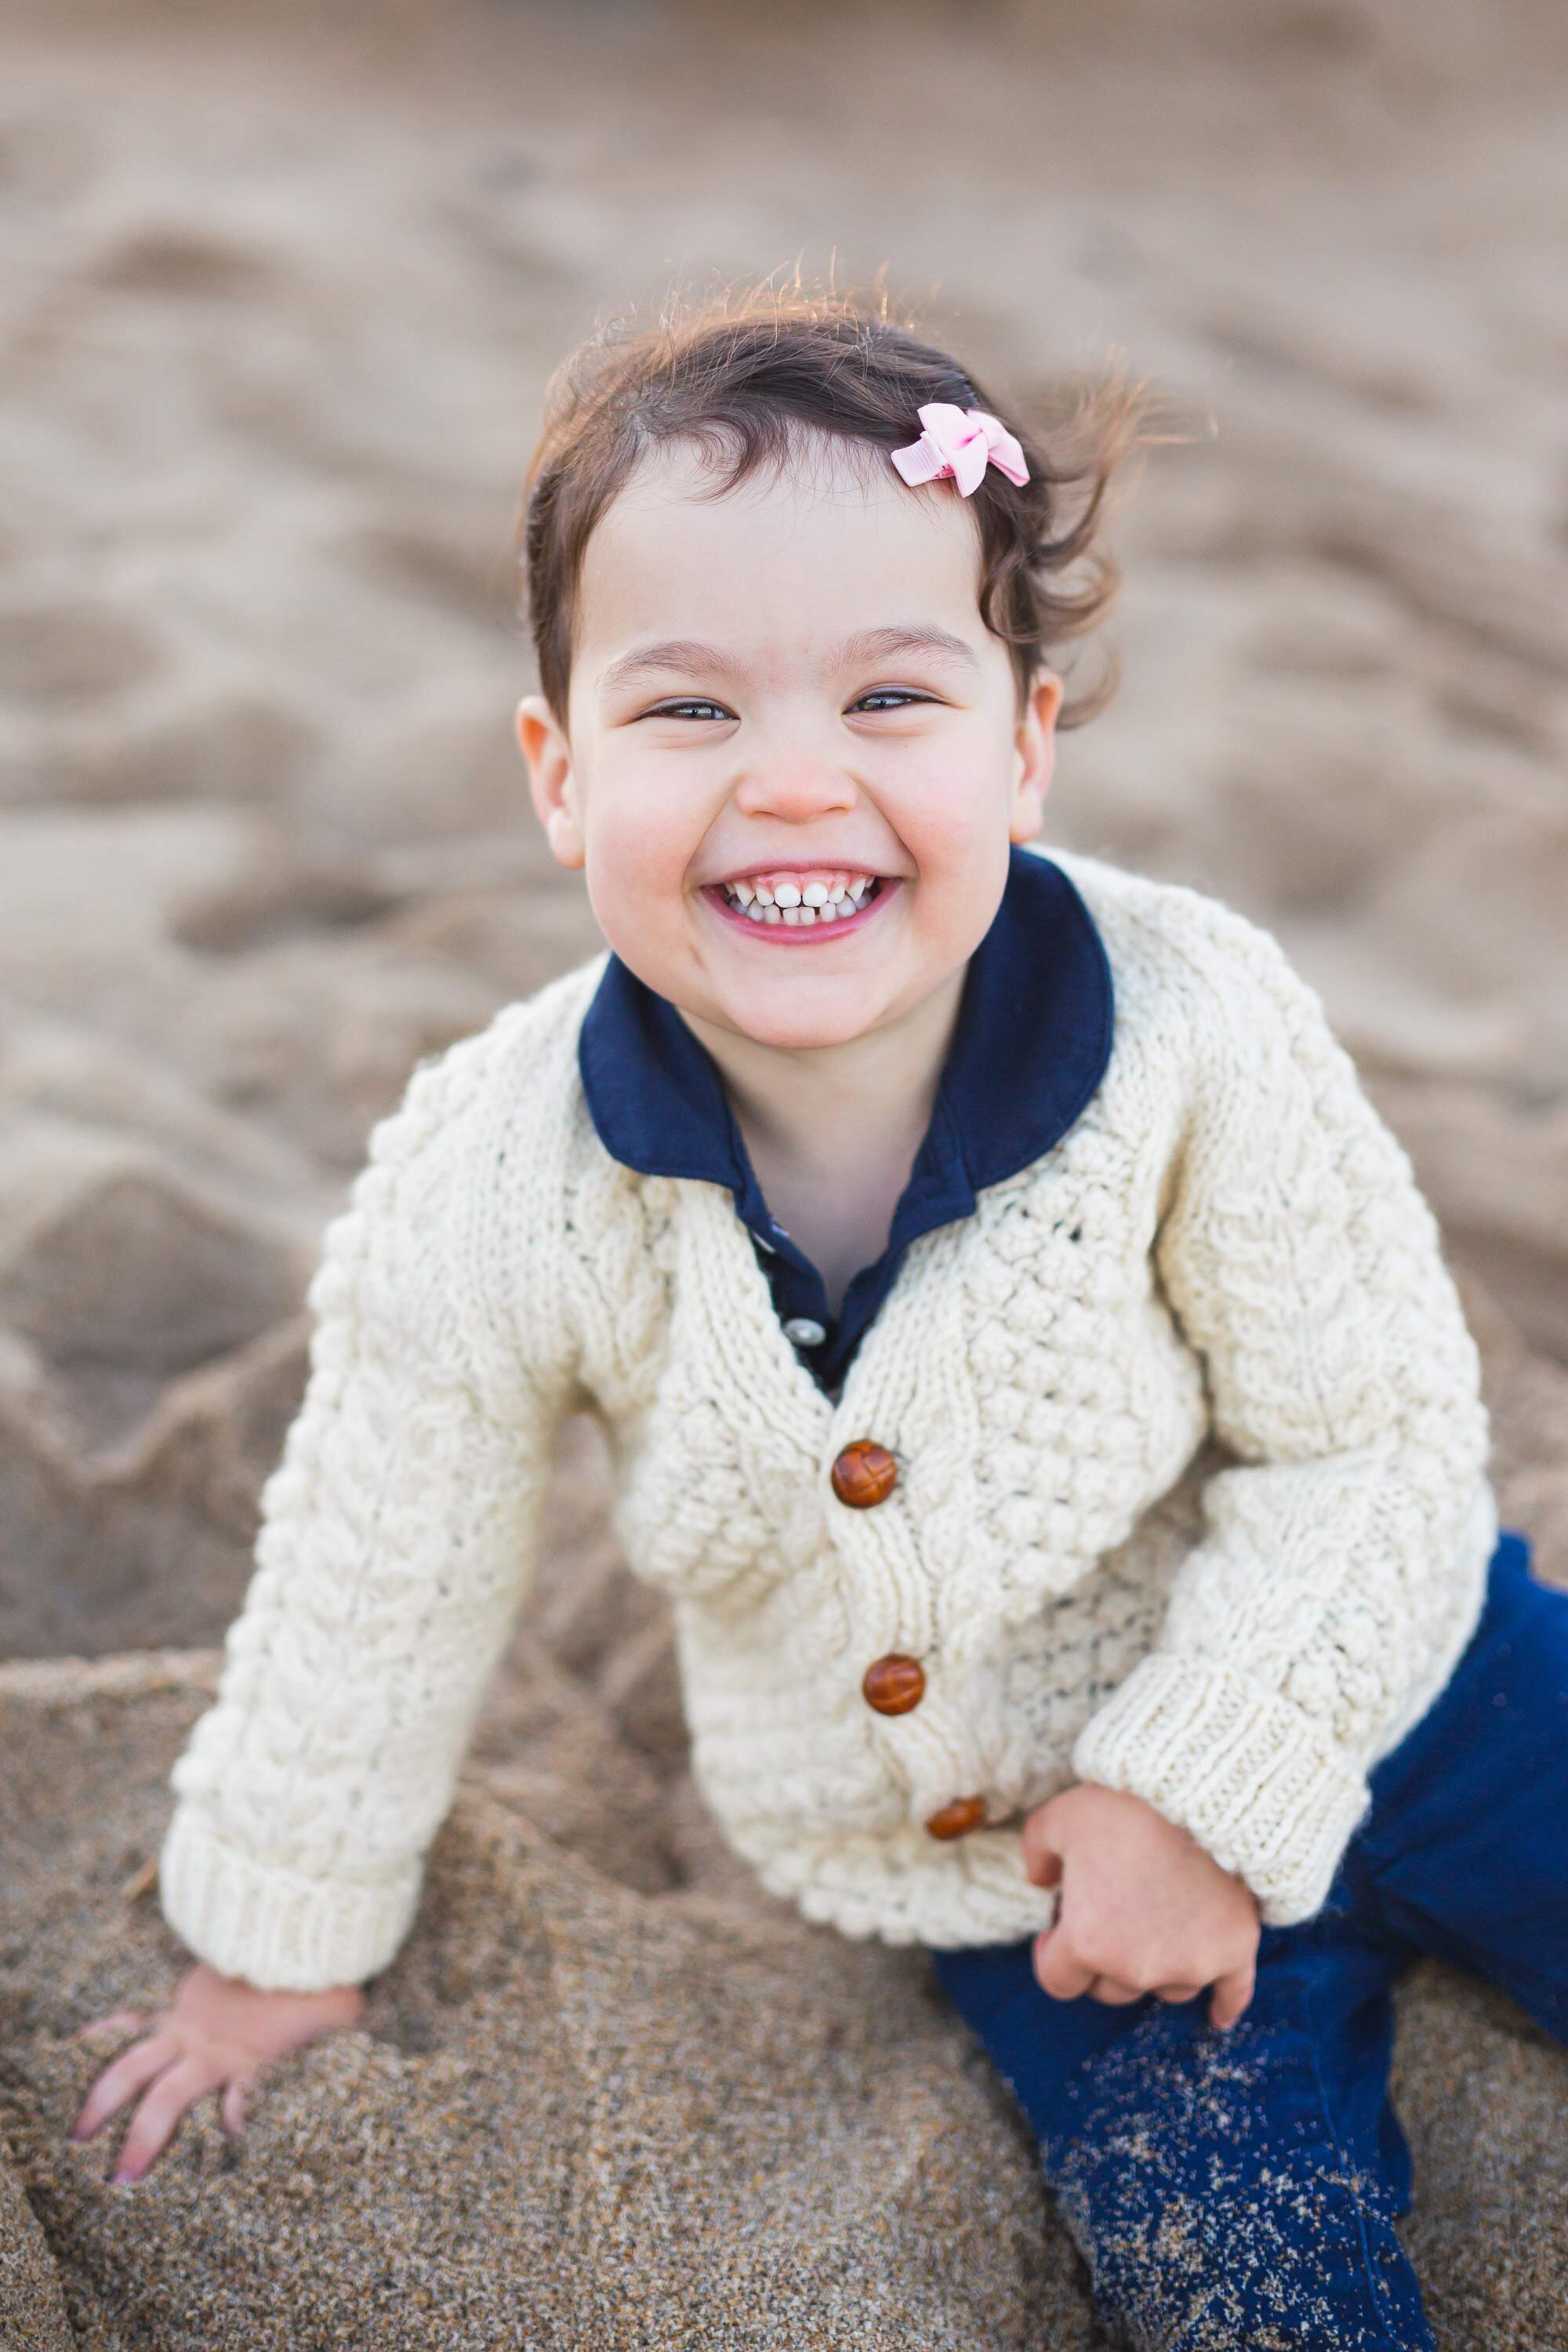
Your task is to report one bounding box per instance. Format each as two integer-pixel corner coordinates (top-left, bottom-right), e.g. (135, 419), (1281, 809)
(517, 438), (1061, 1054)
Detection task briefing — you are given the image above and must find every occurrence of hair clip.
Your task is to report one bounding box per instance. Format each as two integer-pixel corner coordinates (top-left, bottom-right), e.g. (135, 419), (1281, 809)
(891, 403), (1029, 496)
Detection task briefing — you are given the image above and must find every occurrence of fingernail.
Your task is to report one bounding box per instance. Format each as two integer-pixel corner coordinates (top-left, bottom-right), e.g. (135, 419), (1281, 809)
(110, 2166), (139, 2187)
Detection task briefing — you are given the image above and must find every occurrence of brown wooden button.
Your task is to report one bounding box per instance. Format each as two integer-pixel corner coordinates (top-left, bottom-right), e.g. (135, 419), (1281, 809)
(830, 1439), (898, 1508)
(924, 1795), (988, 1841)
(862, 1654), (926, 1715)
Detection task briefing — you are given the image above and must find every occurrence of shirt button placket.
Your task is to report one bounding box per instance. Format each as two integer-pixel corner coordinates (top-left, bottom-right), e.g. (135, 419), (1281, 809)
(834, 1439), (923, 1726)
(830, 1443), (984, 1838)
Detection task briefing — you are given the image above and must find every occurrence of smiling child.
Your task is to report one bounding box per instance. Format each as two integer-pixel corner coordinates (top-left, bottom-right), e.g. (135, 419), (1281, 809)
(70, 289), (1568, 2350)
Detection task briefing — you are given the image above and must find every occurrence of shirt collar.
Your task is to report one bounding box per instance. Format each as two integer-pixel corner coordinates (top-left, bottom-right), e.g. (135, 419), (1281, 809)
(577, 842), (1114, 1247)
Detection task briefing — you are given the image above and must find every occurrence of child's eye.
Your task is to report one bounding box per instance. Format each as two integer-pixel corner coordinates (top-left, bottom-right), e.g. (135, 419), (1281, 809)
(641, 698), (735, 723)
(849, 689), (937, 713)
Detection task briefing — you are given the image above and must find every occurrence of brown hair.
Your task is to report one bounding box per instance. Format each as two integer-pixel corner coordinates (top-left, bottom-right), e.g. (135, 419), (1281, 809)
(517, 285), (1177, 723)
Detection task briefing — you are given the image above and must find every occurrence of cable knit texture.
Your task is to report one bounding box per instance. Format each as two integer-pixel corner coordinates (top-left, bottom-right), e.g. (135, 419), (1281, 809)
(158, 848), (1496, 1989)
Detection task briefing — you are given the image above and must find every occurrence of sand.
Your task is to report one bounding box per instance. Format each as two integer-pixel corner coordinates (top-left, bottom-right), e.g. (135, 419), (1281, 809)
(1, 0), (1566, 2341)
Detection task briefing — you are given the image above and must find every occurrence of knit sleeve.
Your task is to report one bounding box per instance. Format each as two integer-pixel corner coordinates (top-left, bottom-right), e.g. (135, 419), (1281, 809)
(158, 1030), (571, 1991)
(1070, 899), (1494, 1927)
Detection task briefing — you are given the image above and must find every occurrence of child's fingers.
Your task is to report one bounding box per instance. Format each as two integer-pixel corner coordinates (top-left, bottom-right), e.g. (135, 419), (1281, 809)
(1031, 1929), (1094, 2003)
(1152, 1984), (1203, 2005)
(1018, 1816), (1064, 1889)
(111, 2056), (221, 2184)
(220, 2075), (252, 2138)
(70, 2031), (181, 2142)
(1087, 1975), (1144, 2006)
(1208, 1960), (1257, 2033)
(74, 2009), (151, 2042)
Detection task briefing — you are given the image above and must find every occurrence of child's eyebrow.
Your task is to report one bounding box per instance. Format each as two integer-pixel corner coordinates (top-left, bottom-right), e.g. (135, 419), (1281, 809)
(598, 625), (980, 700)
(838, 626), (981, 676)
(597, 640), (738, 696)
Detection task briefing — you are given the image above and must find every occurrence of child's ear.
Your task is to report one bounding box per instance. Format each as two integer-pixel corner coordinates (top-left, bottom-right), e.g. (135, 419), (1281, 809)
(515, 695), (586, 870)
(1008, 668), (1063, 843)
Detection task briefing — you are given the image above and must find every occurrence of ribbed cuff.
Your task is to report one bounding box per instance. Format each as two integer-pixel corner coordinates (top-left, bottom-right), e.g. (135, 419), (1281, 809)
(158, 1806), (419, 1991)
(1071, 1653), (1370, 1926)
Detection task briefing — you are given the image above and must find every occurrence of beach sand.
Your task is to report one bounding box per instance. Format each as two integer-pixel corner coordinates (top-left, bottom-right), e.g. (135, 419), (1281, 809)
(2, 0), (1566, 2339)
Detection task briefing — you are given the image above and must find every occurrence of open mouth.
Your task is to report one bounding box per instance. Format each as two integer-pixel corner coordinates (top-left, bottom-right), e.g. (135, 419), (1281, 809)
(702, 869), (895, 940)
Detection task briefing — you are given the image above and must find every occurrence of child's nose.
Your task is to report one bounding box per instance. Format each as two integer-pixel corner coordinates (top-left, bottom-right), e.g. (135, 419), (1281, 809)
(733, 759), (856, 823)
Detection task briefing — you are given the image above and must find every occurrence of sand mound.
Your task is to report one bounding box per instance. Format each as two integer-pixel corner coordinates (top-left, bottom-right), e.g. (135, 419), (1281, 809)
(2, 1595), (1566, 2350)
(0, 1647), (1102, 2352)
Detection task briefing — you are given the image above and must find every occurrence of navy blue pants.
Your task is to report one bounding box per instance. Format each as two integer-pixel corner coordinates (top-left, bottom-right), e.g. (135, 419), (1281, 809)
(930, 1530), (1568, 2350)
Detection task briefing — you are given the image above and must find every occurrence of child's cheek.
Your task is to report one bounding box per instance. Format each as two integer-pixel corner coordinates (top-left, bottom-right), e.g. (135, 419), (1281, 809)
(898, 766), (1014, 911)
(891, 724), (1013, 845)
(581, 792), (706, 970)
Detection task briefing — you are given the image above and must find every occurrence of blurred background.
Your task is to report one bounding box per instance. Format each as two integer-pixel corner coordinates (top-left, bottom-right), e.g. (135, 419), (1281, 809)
(2, 8), (1567, 2343)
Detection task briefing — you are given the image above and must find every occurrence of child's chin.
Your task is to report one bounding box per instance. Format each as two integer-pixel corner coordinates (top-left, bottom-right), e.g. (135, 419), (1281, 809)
(724, 993), (884, 1053)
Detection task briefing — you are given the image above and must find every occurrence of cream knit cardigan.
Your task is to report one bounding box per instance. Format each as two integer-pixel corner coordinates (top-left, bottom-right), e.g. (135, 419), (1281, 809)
(158, 848), (1497, 1992)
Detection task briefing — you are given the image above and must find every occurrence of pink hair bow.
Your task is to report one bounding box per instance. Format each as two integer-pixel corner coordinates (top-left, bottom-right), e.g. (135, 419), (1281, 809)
(890, 402), (1029, 496)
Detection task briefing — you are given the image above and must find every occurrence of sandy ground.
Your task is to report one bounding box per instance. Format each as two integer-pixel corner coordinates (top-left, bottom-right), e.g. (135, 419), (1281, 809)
(1, 0), (1566, 2342)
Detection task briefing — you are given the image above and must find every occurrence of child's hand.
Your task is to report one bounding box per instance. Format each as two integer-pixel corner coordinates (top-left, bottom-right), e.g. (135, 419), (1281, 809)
(69, 1962), (365, 2183)
(1020, 1783), (1260, 2030)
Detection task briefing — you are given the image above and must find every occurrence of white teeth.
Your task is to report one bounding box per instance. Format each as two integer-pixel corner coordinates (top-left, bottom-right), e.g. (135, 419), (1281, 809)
(723, 871), (877, 924)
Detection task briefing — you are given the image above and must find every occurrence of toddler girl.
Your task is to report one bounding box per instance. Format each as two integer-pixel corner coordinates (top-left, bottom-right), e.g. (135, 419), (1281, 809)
(70, 289), (1568, 2350)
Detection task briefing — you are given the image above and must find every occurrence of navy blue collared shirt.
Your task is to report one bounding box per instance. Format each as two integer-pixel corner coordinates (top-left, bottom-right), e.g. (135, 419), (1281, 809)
(577, 844), (1115, 1398)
